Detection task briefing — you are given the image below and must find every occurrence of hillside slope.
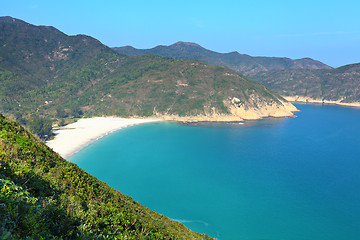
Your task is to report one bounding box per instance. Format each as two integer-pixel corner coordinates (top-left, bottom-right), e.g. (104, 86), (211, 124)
(251, 63), (360, 103)
(71, 54), (297, 121)
(113, 41), (332, 76)
(0, 114), (212, 239)
(0, 17), (296, 123)
(0, 16), (121, 117)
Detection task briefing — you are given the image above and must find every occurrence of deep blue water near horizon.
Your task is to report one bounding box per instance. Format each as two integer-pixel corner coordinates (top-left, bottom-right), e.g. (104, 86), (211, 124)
(69, 104), (360, 240)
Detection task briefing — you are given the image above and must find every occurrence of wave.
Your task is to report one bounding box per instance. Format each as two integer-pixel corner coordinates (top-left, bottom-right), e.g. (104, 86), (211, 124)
(172, 218), (209, 227)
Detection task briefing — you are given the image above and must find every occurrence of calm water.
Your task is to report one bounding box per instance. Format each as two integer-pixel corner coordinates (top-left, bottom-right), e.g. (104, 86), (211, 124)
(69, 104), (360, 240)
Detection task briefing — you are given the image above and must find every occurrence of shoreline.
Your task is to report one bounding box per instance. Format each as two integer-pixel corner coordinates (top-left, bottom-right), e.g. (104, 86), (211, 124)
(47, 101), (298, 159)
(284, 96), (360, 108)
(46, 117), (161, 159)
(156, 100), (298, 122)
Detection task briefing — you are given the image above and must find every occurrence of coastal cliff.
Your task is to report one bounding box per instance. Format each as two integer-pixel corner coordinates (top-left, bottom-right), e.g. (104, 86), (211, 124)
(158, 97), (297, 122)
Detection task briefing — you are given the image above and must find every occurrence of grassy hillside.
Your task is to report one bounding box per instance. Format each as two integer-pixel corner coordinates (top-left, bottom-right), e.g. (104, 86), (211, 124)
(113, 41), (332, 76)
(251, 63), (360, 103)
(0, 114), (213, 239)
(70, 54), (293, 119)
(0, 17), (295, 128)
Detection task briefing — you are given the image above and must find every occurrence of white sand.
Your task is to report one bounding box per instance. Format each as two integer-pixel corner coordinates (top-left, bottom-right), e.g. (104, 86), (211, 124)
(46, 117), (160, 158)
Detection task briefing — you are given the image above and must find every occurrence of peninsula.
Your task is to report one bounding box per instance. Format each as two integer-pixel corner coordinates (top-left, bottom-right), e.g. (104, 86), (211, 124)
(115, 42), (360, 107)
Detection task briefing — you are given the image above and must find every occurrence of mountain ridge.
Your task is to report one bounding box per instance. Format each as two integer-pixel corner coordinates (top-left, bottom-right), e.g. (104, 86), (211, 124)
(113, 42), (332, 76)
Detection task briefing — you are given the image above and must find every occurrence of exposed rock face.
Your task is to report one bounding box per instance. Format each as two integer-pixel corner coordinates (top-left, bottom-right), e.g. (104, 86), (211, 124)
(156, 97), (297, 122)
(227, 95), (296, 118)
(227, 99), (297, 120)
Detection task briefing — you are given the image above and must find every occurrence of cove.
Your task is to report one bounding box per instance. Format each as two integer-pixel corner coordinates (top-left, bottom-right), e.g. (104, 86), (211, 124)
(69, 104), (360, 239)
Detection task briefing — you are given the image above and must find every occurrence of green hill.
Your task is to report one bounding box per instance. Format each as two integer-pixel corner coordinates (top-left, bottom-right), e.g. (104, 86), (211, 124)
(0, 16), (121, 118)
(113, 41), (332, 76)
(0, 114), (213, 239)
(251, 63), (360, 103)
(0, 16), (296, 127)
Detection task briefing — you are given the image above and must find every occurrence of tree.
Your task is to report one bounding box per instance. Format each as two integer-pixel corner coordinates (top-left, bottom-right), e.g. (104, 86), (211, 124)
(70, 105), (83, 118)
(58, 118), (66, 127)
(14, 112), (27, 125)
(56, 106), (68, 118)
(27, 116), (53, 140)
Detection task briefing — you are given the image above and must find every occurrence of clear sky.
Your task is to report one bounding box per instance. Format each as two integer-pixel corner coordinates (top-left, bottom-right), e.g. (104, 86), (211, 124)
(1, 0), (359, 67)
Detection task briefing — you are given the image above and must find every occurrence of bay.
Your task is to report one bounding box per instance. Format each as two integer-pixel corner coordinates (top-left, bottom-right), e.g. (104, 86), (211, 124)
(69, 104), (360, 239)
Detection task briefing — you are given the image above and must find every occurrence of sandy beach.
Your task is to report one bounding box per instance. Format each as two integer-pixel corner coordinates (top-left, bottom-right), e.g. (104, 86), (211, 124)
(46, 117), (160, 158)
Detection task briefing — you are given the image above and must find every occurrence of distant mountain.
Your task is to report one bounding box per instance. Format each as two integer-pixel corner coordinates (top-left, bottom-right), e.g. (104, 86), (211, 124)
(114, 41), (332, 76)
(251, 63), (360, 103)
(0, 17), (296, 124)
(0, 114), (212, 239)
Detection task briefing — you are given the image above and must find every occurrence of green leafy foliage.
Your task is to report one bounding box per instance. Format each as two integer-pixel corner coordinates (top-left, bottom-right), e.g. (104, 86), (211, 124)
(0, 178), (79, 239)
(0, 114), (213, 239)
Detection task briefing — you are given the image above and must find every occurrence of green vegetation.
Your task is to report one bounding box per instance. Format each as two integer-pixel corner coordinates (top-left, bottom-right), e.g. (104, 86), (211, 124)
(0, 114), (212, 239)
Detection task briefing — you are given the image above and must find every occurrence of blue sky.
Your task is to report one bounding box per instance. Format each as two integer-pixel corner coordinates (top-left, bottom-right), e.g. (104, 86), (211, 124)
(1, 0), (359, 67)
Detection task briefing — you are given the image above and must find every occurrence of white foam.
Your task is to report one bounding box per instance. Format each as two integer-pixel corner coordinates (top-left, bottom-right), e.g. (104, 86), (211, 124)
(172, 218), (209, 227)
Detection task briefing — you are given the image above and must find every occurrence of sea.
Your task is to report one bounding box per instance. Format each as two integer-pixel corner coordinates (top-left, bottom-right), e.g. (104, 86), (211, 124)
(69, 104), (360, 240)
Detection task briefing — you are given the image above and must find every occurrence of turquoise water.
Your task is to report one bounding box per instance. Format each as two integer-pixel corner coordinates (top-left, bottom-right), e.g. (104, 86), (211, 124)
(69, 104), (360, 240)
